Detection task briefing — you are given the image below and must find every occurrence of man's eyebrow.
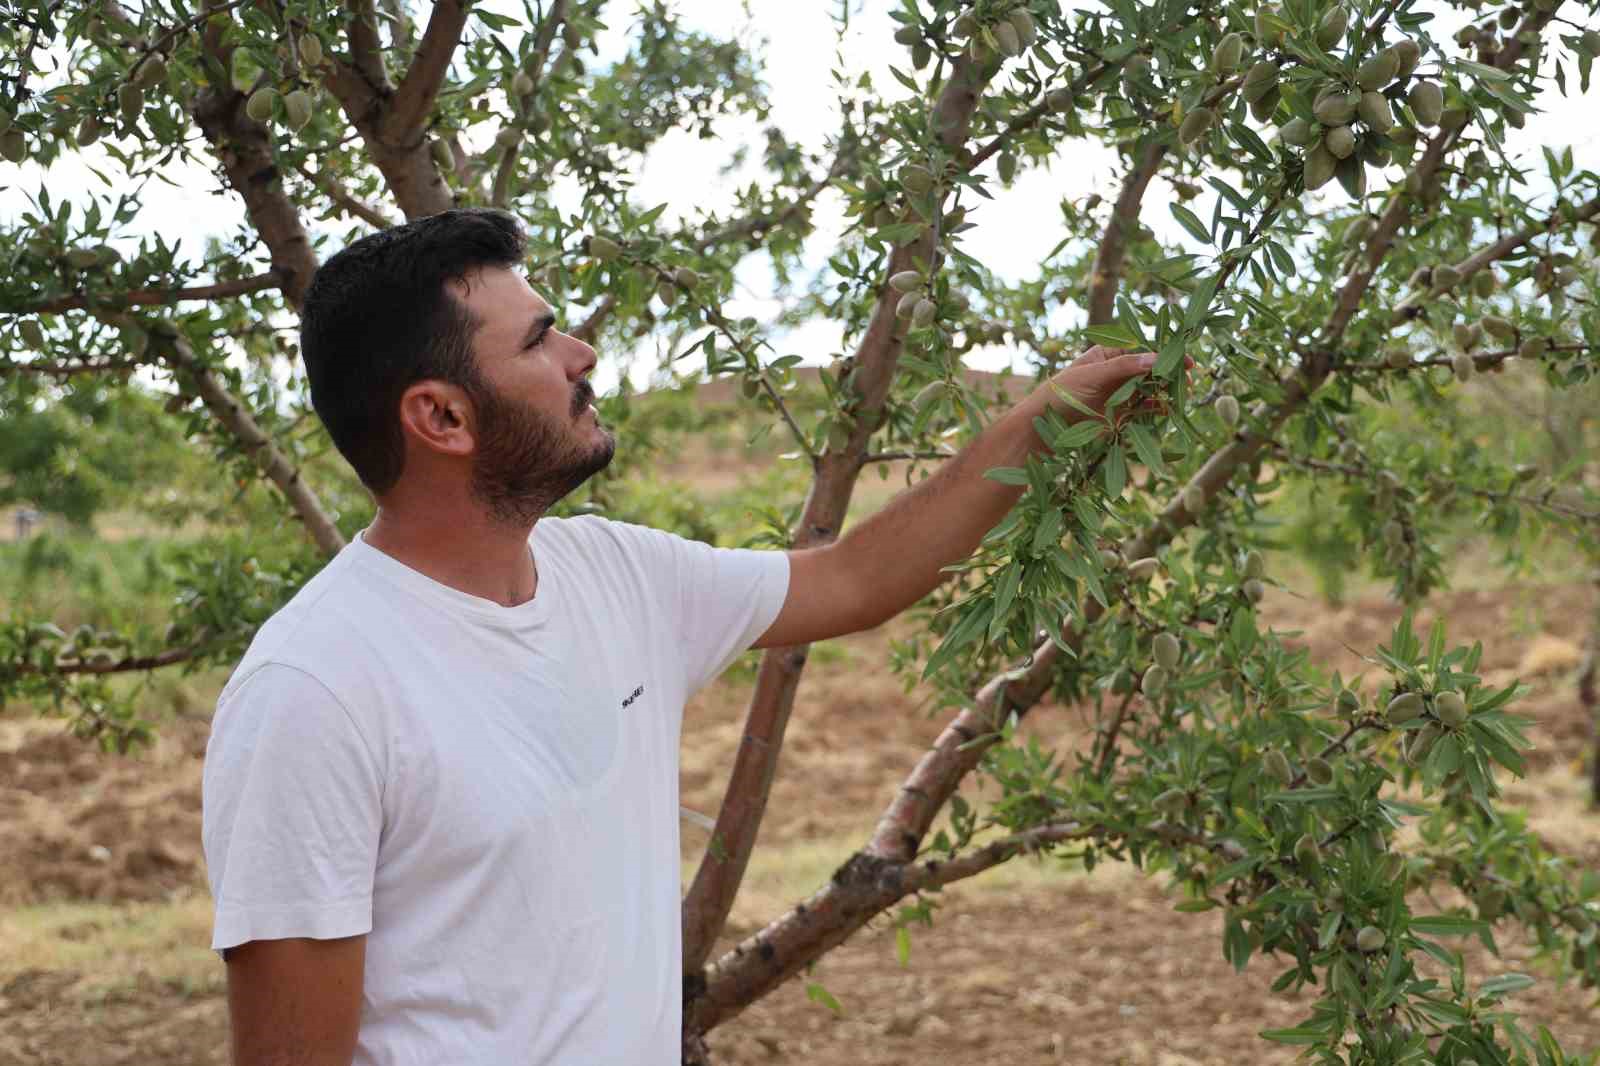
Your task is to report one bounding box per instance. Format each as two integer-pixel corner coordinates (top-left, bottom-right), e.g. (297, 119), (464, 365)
(522, 310), (558, 346)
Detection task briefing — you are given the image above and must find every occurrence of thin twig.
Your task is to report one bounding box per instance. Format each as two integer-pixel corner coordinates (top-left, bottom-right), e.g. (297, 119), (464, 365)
(18, 272), (283, 315)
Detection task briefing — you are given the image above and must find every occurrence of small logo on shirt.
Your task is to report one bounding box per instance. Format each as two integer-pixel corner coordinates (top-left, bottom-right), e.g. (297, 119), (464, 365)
(621, 684), (645, 709)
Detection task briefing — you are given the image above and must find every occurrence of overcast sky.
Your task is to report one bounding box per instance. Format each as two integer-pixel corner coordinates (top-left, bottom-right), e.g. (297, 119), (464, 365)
(5, 1), (1597, 394)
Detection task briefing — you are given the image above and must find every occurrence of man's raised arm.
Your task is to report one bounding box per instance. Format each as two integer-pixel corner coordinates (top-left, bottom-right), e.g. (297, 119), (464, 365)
(755, 346), (1158, 649)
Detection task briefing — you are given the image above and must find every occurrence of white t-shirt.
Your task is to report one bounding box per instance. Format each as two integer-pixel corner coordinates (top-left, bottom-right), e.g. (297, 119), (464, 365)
(201, 516), (789, 1065)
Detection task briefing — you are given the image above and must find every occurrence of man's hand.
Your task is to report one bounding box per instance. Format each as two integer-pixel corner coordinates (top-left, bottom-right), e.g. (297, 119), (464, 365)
(1044, 346), (1162, 424)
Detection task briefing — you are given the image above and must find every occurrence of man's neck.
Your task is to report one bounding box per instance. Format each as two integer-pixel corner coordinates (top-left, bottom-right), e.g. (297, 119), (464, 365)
(363, 500), (540, 608)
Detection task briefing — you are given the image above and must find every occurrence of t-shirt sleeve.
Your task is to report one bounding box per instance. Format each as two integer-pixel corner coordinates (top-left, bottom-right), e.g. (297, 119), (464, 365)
(202, 662), (382, 954)
(607, 521), (789, 695)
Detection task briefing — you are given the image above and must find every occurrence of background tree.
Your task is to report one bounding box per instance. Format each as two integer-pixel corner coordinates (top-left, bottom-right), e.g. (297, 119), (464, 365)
(4, 0), (1600, 1063)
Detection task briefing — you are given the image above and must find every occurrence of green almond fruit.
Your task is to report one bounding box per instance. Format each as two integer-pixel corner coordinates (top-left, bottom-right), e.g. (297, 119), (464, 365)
(118, 83), (144, 123)
(1178, 107), (1214, 146)
(893, 25), (920, 46)
(1452, 321), (1476, 350)
(895, 290), (921, 319)
(1278, 116), (1314, 147)
(512, 71), (535, 96)
(1452, 352), (1475, 382)
(998, 151), (1017, 184)
(65, 247), (102, 269)
(1438, 106), (1469, 132)
(993, 20), (1023, 58)
(298, 34), (324, 67)
(0, 103), (13, 135)
(1263, 749), (1294, 785)
(1242, 549), (1265, 579)
(1307, 757), (1334, 785)
(1303, 142), (1338, 190)
(1518, 336), (1547, 358)
(1216, 394), (1241, 427)
(1583, 30), (1600, 57)
(245, 87), (277, 123)
(0, 128), (27, 161)
(1473, 270), (1497, 296)
(1181, 483), (1206, 514)
(1434, 690), (1468, 726)
(1255, 5), (1286, 46)
(1153, 632), (1181, 671)
(1249, 85), (1280, 123)
(1477, 886), (1507, 919)
(1356, 925), (1386, 952)
(1334, 156), (1364, 201)
(1294, 833), (1322, 867)
(911, 297), (937, 327)
(1358, 91), (1394, 133)
(953, 11), (979, 37)
(19, 318), (45, 348)
(912, 42), (933, 69)
(1386, 691), (1424, 722)
(1381, 519), (1404, 546)
(968, 36), (994, 64)
(656, 279), (678, 306)
(1407, 723), (1441, 763)
(1393, 37), (1422, 79)
(1242, 60), (1278, 101)
(1046, 87), (1074, 113)
(1127, 557), (1160, 581)
(1432, 264), (1460, 290)
(1357, 49), (1400, 90)
(1313, 87), (1359, 125)
(1211, 32), (1245, 74)
(1324, 124), (1356, 159)
(674, 266), (700, 290)
(900, 163), (934, 194)
(1315, 7), (1348, 50)
(1153, 787), (1187, 814)
(1110, 666), (1135, 694)
(888, 270), (922, 293)
(911, 380), (944, 414)
(1141, 664), (1169, 698)
(1378, 852), (1405, 880)
(1409, 80), (1443, 126)
(431, 137), (455, 170)
(136, 55), (167, 89)
(1242, 578), (1266, 603)
(75, 115), (102, 146)
(1482, 315), (1514, 341)
(1008, 9), (1038, 47)
(586, 234), (621, 261)
(495, 127), (521, 149)
(283, 89), (312, 131)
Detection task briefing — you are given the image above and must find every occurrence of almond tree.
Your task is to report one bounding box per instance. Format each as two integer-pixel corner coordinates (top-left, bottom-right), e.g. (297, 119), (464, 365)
(5, 1), (1600, 1063)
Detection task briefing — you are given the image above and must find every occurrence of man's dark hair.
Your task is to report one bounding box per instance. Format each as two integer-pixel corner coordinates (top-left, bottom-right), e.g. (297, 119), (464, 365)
(299, 207), (527, 494)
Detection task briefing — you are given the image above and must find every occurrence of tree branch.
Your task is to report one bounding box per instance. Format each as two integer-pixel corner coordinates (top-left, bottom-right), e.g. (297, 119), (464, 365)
(157, 328), (347, 557)
(11, 645), (198, 677)
(18, 272), (283, 316)
(0, 357), (148, 379)
(294, 162), (396, 228)
(384, 0), (469, 145)
(344, 0), (393, 93)
(680, 51), (998, 976)
(1086, 139), (1165, 326)
(491, 0), (568, 208)
(192, 0), (320, 311)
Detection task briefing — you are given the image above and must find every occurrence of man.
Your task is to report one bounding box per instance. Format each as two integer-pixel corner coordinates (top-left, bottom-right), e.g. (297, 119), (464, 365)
(202, 207), (1158, 1065)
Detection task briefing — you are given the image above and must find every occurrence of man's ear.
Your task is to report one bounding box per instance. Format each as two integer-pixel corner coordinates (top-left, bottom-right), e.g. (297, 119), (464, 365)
(397, 381), (476, 459)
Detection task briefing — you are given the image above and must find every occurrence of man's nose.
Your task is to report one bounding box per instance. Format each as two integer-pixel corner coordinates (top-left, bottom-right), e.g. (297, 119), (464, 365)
(564, 334), (597, 380)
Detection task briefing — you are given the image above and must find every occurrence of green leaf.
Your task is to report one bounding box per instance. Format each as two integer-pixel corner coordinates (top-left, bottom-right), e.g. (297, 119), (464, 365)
(1259, 1027), (1326, 1045)
(1104, 444), (1127, 498)
(1125, 423), (1167, 475)
(1410, 915), (1485, 937)
(895, 925), (912, 967)
(805, 980), (844, 1014)
(1174, 899), (1218, 912)
(1479, 973), (1535, 997)
(1170, 202), (1212, 245)
(1084, 323), (1138, 348)
(983, 466), (1030, 485)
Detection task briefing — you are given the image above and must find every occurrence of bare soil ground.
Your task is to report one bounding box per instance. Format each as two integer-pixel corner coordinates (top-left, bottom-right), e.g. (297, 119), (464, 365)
(2, 577), (1598, 1064)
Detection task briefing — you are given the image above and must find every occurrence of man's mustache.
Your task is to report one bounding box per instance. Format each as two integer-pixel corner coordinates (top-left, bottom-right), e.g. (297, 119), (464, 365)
(571, 381), (594, 418)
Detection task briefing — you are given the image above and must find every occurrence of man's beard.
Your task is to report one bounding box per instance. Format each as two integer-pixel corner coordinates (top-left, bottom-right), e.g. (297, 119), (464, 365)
(468, 379), (615, 526)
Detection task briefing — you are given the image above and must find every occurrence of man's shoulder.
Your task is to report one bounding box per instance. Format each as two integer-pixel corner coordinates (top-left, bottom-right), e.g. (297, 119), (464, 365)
(220, 548), (385, 705)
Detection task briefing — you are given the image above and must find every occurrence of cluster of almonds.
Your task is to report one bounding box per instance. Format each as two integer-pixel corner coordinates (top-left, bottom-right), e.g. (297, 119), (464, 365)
(583, 235), (700, 307)
(951, 6), (1039, 64)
